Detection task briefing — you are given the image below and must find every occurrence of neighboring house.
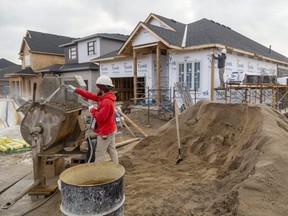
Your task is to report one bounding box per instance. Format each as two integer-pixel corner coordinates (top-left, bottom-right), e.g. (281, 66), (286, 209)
(6, 30), (75, 100)
(37, 33), (128, 92)
(94, 13), (288, 103)
(0, 58), (21, 97)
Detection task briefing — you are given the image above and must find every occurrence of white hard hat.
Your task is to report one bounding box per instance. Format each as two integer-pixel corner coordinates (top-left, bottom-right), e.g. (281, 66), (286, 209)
(222, 49), (227, 54)
(96, 75), (114, 87)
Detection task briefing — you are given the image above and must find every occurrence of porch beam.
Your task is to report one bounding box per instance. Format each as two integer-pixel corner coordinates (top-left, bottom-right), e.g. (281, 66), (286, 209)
(133, 49), (137, 104)
(156, 44), (161, 106)
(210, 49), (215, 101)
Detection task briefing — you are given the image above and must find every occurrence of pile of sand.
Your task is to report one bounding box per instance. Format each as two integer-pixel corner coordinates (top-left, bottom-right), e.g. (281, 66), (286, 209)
(120, 100), (288, 216)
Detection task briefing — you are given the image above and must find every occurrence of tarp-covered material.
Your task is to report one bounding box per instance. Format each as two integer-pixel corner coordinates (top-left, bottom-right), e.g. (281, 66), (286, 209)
(0, 99), (24, 129)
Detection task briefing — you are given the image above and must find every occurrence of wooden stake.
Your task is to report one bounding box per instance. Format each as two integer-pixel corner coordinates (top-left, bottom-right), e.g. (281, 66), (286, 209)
(114, 108), (136, 138)
(175, 101), (183, 164)
(115, 106), (148, 137)
(115, 138), (140, 148)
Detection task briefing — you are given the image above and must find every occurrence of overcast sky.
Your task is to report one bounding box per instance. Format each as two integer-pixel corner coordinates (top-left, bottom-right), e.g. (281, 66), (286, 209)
(1, 0), (288, 65)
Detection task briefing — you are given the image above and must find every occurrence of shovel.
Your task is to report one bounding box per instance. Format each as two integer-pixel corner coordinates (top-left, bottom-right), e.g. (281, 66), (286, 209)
(175, 101), (183, 164)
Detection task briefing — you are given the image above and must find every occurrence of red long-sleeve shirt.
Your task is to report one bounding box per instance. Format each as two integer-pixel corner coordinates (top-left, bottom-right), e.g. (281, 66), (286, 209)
(75, 88), (117, 135)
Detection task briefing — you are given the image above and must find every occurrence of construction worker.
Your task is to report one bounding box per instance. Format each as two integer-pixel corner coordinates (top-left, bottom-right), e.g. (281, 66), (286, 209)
(214, 48), (227, 87)
(67, 75), (118, 163)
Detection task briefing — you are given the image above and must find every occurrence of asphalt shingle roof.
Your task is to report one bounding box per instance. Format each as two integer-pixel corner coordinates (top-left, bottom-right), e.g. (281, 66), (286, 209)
(186, 18), (288, 62)
(0, 65), (22, 79)
(36, 62), (99, 73)
(147, 14), (288, 63)
(0, 58), (17, 69)
(143, 22), (184, 47)
(60, 33), (129, 47)
(16, 67), (36, 75)
(89, 33), (128, 42)
(152, 14), (186, 33)
(25, 30), (75, 55)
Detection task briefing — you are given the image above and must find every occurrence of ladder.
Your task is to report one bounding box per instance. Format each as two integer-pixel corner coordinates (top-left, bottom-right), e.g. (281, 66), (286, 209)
(174, 82), (193, 110)
(136, 77), (145, 99)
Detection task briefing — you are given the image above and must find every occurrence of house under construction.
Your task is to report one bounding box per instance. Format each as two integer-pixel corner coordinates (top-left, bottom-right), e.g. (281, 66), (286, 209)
(93, 13), (288, 111)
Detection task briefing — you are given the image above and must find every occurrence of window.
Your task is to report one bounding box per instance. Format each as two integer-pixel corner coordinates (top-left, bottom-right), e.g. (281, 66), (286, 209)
(178, 62), (201, 91)
(24, 55), (30, 66)
(194, 62), (200, 90)
(178, 63), (184, 83)
(68, 47), (77, 59)
(87, 41), (96, 55)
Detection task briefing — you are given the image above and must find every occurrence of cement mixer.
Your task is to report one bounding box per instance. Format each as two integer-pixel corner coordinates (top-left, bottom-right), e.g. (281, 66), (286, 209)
(17, 75), (87, 188)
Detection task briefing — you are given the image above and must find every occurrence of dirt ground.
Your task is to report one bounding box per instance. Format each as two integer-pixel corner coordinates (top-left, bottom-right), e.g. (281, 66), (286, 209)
(0, 107), (168, 216)
(1, 101), (288, 215)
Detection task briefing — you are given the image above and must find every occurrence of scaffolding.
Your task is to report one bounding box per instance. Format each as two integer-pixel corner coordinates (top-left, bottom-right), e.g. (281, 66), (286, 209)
(214, 83), (288, 111)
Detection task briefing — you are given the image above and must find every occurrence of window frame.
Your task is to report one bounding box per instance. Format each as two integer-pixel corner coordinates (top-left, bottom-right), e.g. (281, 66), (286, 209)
(68, 47), (77, 59)
(178, 61), (201, 91)
(87, 41), (97, 55)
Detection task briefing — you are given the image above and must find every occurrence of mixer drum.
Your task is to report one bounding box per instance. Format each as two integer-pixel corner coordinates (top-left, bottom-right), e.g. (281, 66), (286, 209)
(20, 101), (82, 150)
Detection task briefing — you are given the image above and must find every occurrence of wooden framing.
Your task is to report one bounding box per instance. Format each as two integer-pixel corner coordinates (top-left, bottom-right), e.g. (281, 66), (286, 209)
(156, 44), (161, 105)
(133, 50), (137, 104)
(210, 49), (215, 101)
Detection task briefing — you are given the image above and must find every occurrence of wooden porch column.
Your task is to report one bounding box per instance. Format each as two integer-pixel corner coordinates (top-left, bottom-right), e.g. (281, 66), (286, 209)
(210, 49), (215, 101)
(19, 77), (22, 97)
(133, 49), (137, 104)
(156, 44), (161, 106)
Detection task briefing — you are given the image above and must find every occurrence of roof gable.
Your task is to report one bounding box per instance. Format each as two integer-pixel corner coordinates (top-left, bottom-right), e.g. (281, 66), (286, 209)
(119, 14), (186, 55)
(20, 30), (75, 55)
(145, 13), (186, 33)
(132, 27), (160, 46)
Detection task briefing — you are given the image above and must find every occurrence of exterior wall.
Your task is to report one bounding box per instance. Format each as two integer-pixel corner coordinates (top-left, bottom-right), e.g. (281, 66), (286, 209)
(100, 49), (279, 103)
(64, 46), (78, 64)
(169, 49), (278, 102)
(60, 70), (99, 92)
(77, 38), (125, 63)
(78, 39), (100, 63)
(30, 53), (65, 71)
(100, 38), (125, 56)
(22, 44), (30, 69)
(100, 54), (157, 89)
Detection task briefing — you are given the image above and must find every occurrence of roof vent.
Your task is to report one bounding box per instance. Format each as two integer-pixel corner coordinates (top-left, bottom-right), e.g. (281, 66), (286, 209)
(170, 19), (177, 23)
(210, 20), (215, 23)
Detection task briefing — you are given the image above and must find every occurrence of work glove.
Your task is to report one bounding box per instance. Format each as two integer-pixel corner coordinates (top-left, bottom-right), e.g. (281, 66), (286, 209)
(88, 105), (95, 113)
(67, 85), (76, 92)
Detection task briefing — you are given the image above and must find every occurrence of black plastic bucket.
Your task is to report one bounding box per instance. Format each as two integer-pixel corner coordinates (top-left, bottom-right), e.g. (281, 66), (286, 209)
(59, 162), (125, 216)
